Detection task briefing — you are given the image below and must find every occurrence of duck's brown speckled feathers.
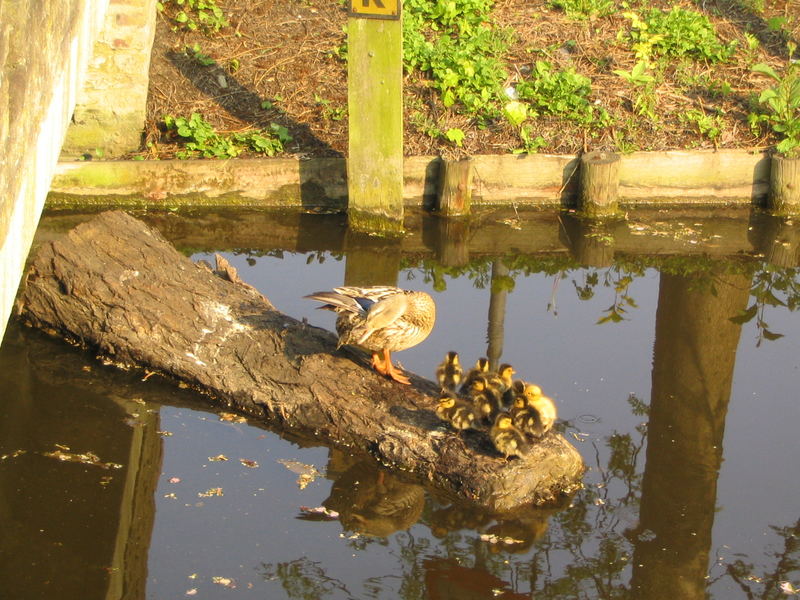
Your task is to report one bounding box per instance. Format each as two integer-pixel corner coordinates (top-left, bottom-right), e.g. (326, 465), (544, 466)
(305, 286), (436, 385)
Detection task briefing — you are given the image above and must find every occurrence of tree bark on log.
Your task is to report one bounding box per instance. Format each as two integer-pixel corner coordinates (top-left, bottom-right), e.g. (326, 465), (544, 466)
(16, 211), (584, 512)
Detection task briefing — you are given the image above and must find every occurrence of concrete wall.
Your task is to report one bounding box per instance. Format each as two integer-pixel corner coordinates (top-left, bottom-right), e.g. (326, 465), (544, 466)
(0, 1), (109, 344)
(0, 0), (157, 343)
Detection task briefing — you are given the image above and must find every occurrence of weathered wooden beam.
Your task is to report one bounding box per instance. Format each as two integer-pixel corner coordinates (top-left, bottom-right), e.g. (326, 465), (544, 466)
(16, 211), (585, 512)
(346, 9), (404, 234)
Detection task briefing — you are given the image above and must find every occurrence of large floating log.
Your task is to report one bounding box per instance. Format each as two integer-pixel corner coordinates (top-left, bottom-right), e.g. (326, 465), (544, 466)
(16, 211), (584, 512)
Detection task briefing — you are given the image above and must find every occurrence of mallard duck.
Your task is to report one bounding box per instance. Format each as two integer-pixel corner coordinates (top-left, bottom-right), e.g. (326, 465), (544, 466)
(460, 357), (490, 393)
(305, 286), (436, 385)
(522, 384), (557, 434)
(487, 363), (515, 406)
(436, 351), (463, 392)
(489, 412), (529, 459)
(436, 395), (478, 430)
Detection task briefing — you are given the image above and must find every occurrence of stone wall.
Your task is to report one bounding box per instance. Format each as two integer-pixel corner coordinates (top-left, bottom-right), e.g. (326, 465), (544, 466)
(61, 0), (158, 159)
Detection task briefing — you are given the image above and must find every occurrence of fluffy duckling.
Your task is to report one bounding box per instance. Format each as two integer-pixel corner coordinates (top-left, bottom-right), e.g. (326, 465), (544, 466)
(436, 351), (463, 392)
(489, 412), (529, 459)
(487, 363), (515, 406)
(522, 383), (557, 435)
(459, 357), (490, 393)
(436, 395), (478, 431)
(510, 395), (545, 438)
(466, 375), (502, 425)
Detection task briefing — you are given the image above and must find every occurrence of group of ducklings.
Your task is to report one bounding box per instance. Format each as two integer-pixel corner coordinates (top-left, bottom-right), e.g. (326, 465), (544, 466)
(435, 352), (557, 460)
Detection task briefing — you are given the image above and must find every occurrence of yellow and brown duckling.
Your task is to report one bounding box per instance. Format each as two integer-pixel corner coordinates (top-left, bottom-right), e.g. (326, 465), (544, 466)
(510, 395), (545, 438)
(305, 286), (436, 385)
(436, 351), (463, 393)
(466, 375), (502, 425)
(489, 412), (529, 460)
(487, 363), (515, 407)
(522, 383), (557, 435)
(459, 357), (490, 394)
(436, 394), (478, 431)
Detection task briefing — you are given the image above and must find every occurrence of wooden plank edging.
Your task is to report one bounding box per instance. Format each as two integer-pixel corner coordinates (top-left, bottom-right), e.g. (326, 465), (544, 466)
(48, 149), (771, 208)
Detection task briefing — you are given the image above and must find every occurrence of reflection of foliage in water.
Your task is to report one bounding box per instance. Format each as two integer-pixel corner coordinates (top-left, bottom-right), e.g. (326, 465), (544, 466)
(729, 266), (800, 347)
(402, 253), (800, 342)
(260, 557), (356, 600)
(723, 518), (800, 599)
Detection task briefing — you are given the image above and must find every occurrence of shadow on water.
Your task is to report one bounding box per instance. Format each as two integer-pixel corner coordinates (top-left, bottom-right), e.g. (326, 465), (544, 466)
(4, 208), (800, 598)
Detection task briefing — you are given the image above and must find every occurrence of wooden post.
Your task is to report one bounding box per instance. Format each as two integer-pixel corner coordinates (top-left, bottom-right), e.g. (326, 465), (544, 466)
(578, 150), (622, 218)
(347, 1), (404, 235)
(769, 154), (800, 216)
(436, 158), (474, 216)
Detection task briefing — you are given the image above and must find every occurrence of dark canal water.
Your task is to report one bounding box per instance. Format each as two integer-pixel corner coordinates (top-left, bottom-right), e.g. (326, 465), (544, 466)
(1, 208), (799, 599)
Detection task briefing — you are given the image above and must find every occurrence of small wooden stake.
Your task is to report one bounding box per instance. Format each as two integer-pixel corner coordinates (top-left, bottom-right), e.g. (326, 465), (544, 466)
(579, 151), (621, 218)
(436, 158), (473, 216)
(769, 154), (800, 216)
(347, 5), (404, 234)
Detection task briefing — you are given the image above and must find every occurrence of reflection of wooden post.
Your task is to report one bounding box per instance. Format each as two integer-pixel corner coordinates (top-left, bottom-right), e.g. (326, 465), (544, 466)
(750, 215), (800, 268)
(428, 216), (470, 268)
(769, 155), (800, 215)
(436, 158), (473, 216)
(344, 231), (401, 287)
(630, 270), (752, 600)
(578, 151), (621, 218)
(347, 1), (404, 234)
(486, 260), (509, 372)
(559, 214), (617, 267)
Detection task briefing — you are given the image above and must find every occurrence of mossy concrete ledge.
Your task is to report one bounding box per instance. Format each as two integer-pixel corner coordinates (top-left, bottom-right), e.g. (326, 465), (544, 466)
(48, 149), (772, 209)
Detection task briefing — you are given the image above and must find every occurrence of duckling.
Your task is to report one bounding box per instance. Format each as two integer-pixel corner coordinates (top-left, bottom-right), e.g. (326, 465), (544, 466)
(510, 395), (545, 438)
(503, 379), (527, 406)
(459, 357), (490, 394)
(523, 384), (557, 435)
(436, 395), (478, 431)
(466, 375), (502, 425)
(488, 363), (515, 406)
(436, 351), (463, 393)
(489, 412), (529, 459)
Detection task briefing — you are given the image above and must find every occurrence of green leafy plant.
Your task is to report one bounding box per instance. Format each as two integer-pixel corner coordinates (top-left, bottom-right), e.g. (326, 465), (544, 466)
(680, 109), (723, 144)
(749, 46), (800, 157)
(314, 94), (347, 121)
(516, 60), (610, 127)
(445, 128), (466, 147)
(549, 0), (614, 21)
(185, 43), (215, 66)
(403, 0), (510, 119)
(515, 126), (547, 154)
(158, 0), (228, 33)
(621, 8), (737, 62)
(163, 113), (291, 158)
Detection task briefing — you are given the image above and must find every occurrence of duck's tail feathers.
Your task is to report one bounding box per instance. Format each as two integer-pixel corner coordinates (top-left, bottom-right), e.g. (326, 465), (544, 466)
(304, 291), (364, 314)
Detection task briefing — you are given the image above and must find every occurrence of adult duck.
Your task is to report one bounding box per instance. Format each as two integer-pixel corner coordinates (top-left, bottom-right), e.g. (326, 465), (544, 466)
(305, 286), (436, 384)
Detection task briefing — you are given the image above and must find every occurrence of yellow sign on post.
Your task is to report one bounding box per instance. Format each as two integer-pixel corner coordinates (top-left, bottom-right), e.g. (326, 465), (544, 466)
(349, 0), (400, 20)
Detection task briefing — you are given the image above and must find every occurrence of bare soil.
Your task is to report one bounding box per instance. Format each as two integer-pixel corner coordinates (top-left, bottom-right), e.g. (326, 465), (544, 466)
(143, 0), (799, 159)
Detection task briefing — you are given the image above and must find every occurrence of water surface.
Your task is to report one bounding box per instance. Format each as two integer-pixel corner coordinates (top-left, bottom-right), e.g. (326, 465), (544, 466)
(1, 207), (799, 599)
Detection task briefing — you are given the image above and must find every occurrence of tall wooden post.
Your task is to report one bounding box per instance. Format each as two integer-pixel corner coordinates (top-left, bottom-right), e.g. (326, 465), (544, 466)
(769, 154), (800, 216)
(578, 150), (622, 219)
(347, 0), (404, 235)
